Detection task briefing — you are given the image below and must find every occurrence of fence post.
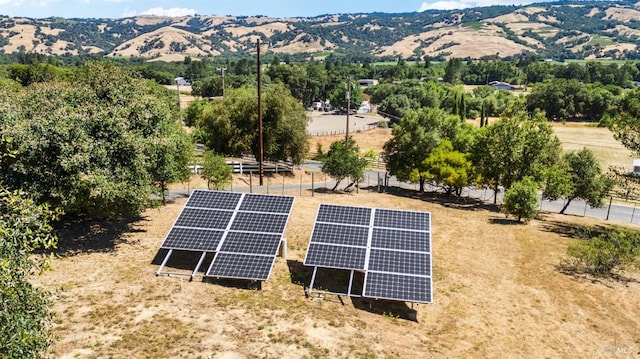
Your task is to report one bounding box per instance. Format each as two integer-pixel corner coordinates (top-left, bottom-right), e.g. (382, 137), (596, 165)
(606, 196), (613, 220)
(300, 172), (303, 196)
(312, 172), (315, 197)
(631, 203), (637, 223)
(282, 174), (285, 195)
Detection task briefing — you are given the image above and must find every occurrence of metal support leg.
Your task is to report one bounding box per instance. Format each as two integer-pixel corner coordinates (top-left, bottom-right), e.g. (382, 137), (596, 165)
(347, 270), (354, 296)
(191, 252), (207, 281)
(156, 249), (173, 276)
(307, 267), (318, 297)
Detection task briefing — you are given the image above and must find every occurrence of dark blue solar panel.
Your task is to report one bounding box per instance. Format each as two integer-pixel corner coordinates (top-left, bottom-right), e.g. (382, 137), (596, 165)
(161, 227), (224, 251)
(364, 272), (432, 303)
(304, 243), (366, 270)
(219, 232), (281, 255)
(374, 209), (430, 231)
(310, 223), (369, 247)
(371, 228), (430, 253)
(368, 249), (430, 276)
(186, 190), (242, 210)
(239, 194), (295, 214)
(174, 208), (234, 230)
(316, 204), (372, 226)
(206, 253), (275, 281)
(229, 212), (289, 233)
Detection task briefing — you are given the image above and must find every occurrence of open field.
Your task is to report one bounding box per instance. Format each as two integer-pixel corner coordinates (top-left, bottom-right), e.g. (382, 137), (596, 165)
(33, 122), (640, 358)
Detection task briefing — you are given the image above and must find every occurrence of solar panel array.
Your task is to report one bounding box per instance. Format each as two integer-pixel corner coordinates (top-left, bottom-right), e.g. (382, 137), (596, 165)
(160, 190), (295, 281)
(304, 204), (432, 303)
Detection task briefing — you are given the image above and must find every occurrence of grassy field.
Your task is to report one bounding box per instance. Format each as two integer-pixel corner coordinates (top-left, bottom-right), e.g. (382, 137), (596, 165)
(33, 122), (640, 358)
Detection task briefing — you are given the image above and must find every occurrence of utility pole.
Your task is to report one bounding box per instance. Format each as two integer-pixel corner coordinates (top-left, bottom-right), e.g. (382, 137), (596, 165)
(175, 77), (181, 109)
(257, 39), (264, 186)
(216, 67), (227, 98)
(345, 78), (351, 142)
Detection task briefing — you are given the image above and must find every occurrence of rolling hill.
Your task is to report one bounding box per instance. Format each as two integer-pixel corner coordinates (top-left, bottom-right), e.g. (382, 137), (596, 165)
(2, 1), (640, 61)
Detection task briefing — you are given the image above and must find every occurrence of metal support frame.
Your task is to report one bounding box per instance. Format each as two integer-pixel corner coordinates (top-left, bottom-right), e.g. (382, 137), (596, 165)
(155, 249), (213, 279)
(305, 267), (362, 301)
(192, 252), (208, 280)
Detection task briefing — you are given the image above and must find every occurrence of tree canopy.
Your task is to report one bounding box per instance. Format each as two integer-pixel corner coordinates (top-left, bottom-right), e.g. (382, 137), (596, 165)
(383, 107), (473, 192)
(321, 138), (369, 191)
(194, 83), (309, 165)
(0, 61), (191, 218)
(472, 113), (561, 203)
(542, 148), (614, 214)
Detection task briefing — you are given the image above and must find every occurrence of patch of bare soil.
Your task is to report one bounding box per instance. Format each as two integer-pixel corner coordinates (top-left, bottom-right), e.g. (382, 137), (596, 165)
(31, 122), (640, 358)
(34, 189), (640, 358)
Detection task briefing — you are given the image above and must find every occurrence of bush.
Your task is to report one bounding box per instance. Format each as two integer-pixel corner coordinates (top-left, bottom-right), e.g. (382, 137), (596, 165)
(201, 152), (232, 190)
(566, 227), (640, 277)
(503, 177), (539, 222)
(377, 120), (389, 129)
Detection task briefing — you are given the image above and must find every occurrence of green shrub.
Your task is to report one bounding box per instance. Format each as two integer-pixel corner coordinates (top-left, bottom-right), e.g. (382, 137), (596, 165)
(566, 227), (640, 277)
(503, 177), (539, 222)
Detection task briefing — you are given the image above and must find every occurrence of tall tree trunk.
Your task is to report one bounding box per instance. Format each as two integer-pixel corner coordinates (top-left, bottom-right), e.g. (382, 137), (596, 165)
(560, 198), (573, 214)
(419, 177), (425, 192)
(493, 182), (499, 205)
(331, 180), (341, 192)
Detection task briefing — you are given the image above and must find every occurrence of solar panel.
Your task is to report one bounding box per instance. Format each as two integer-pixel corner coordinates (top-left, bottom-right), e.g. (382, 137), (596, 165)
(239, 194), (295, 214)
(229, 212), (289, 233)
(158, 190), (295, 282)
(186, 191), (242, 210)
(207, 253), (275, 281)
(304, 204), (432, 304)
(219, 232), (282, 255)
(363, 272), (432, 303)
(367, 248), (430, 276)
(173, 208), (234, 229)
(374, 208), (430, 231)
(371, 228), (430, 253)
(162, 227), (224, 251)
(316, 204), (372, 226)
(309, 223), (369, 247)
(305, 243), (367, 270)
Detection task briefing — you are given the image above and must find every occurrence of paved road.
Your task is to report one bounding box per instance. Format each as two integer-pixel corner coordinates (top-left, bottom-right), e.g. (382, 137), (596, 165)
(167, 162), (640, 227)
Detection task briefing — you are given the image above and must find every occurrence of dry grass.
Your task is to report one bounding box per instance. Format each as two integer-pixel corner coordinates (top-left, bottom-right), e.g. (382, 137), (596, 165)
(32, 123), (640, 358)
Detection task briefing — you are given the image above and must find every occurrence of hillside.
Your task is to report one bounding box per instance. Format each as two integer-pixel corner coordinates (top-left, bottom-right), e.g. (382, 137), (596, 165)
(2, 1), (640, 61)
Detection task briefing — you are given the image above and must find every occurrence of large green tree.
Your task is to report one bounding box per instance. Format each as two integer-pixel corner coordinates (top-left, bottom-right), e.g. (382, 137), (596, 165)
(384, 107), (473, 192)
(321, 138), (369, 191)
(526, 78), (589, 122)
(147, 121), (192, 204)
(472, 112), (562, 204)
(542, 148), (614, 214)
(0, 61), (191, 218)
(1, 136), (58, 358)
(608, 88), (640, 154)
(197, 83), (308, 165)
(328, 79), (363, 111)
(421, 140), (476, 196)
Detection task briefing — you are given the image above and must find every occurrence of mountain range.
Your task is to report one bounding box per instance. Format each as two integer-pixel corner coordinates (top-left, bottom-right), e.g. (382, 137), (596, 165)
(1, 1), (640, 61)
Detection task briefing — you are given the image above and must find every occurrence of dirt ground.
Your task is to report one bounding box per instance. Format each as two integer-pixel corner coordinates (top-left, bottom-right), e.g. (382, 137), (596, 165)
(32, 123), (640, 358)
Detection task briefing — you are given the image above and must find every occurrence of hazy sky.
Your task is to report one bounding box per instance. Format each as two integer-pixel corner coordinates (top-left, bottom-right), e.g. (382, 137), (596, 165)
(0, 0), (547, 19)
